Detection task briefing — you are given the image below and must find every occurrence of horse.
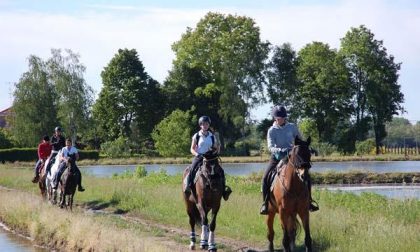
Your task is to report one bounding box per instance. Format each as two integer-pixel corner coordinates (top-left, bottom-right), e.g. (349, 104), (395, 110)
(46, 150), (62, 204)
(182, 152), (225, 251)
(266, 136), (313, 252)
(58, 153), (78, 210)
(38, 160), (48, 200)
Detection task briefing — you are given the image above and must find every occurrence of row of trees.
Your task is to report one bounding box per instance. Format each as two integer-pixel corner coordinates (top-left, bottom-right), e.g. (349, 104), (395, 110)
(6, 12), (405, 157)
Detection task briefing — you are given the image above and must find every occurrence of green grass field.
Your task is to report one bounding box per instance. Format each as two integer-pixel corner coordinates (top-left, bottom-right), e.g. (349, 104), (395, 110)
(0, 164), (419, 251)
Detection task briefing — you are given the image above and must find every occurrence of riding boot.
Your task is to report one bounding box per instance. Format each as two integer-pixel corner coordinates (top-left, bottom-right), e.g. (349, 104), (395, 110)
(184, 171), (192, 194)
(307, 176), (319, 212)
(222, 173), (232, 201)
(259, 183), (269, 215)
(78, 174), (85, 192)
(31, 174), (39, 183)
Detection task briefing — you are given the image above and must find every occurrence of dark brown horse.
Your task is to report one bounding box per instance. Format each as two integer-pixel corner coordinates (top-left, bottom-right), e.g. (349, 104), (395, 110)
(182, 152), (224, 251)
(58, 154), (78, 210)
(38, 160), (48, 200)
(266, 136), (313, 252)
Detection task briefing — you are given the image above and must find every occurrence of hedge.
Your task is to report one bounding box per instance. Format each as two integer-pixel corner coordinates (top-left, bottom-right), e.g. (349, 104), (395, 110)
(0, 148), (99, 163)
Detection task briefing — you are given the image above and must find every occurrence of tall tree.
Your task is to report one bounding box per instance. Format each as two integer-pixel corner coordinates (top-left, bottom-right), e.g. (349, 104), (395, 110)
(266, 43), (300, 121)
(340, 25), (404, 153)
(47, 49), (94, 143)
(165, 12), (270, 145)
(93, 49), (163, 143)
(11, 56), (58, 146)
(296, 42), (353, 143)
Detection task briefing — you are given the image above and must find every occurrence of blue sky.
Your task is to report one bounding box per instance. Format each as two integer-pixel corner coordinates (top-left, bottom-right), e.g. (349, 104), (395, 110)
(1, 0), (419, 122)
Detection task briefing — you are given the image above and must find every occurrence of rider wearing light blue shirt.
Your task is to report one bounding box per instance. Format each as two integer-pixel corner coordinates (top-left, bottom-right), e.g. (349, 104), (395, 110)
(260, 106), (319, 215)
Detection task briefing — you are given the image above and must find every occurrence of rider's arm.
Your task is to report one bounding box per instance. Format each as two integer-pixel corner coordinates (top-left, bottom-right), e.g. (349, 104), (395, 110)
(190, 135), (199, 156)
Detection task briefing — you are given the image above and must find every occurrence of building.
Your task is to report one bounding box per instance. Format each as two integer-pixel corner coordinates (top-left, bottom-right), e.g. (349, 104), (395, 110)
(0, 107), (12, 128)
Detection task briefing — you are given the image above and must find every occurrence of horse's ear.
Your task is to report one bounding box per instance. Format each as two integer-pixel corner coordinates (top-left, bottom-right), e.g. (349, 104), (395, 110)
(307, 136), (311, 145)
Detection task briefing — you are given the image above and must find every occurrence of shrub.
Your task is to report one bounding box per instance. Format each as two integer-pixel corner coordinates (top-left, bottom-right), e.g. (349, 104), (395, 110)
(101, 136), (130, 158)
(312, 142), (337, 156)
(355, 138), (376, 155)
(0, 148), (99, 162)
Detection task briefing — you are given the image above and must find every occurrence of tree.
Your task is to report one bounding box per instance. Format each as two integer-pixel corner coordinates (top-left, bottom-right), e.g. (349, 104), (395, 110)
(340, 25), (404, 154)
(0, 128), (13, 149)
(152, 109), (196, 157)
(166, 12), (270, 146)
(47, 49), (94, 143)
(296, 42), (353, 143)
(11, 55), (58, 146)
(266, 43), (300, 121)
(93, 49), (163, 144)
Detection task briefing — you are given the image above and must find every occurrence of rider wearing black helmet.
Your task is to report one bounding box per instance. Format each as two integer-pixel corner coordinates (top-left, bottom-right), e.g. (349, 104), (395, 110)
(259, 105), (318, 215)
(184, 116), (232, 200)
(45, 126), (66, 174)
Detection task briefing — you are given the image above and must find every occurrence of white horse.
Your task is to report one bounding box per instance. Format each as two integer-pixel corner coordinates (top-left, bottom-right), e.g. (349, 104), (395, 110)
(46, 150), (62, 204)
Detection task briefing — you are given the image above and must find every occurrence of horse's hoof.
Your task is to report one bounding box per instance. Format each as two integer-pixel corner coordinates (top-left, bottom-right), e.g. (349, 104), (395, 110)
(189, 244), (195, 250)
(208, 244), (217, 251)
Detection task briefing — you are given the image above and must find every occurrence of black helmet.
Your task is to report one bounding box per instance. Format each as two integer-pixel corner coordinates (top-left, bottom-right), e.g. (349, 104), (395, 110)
(55, 126), (61, 132)
(198, 116), (211, 125)
(271, 105), (287, 118)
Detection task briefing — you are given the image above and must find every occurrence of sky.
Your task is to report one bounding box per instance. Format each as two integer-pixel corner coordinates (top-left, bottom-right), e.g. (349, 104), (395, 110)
(0, 0), (419, 123)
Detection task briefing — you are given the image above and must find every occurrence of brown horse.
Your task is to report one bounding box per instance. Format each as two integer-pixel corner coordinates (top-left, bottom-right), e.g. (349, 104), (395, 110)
(266, 136), (313, 252)
(38, 160), (48, 200)
(182, 152), (224, 251)
(58, 154), (78, 210)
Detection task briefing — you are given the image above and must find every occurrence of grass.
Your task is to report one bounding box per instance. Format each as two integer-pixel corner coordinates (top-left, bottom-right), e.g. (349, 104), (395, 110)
(0, 164), (419, 251)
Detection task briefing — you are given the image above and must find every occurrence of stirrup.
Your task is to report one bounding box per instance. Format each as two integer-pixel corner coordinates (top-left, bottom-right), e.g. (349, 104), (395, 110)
(78, 186), (85, 192)
(223, 186), (232, 201)
(32, 176), (39, 183)
(309, 200), (319, 212)
(260, 202), (268, 215)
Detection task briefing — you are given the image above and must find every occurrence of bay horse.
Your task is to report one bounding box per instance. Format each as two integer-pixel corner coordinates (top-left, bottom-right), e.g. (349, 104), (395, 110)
(58, 153), (78, 210)
(266, 136), (313, 252)
(182, 152), (225, 251)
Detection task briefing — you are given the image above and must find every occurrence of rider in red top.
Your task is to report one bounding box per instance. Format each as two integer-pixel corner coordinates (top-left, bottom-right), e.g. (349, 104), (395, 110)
(32, 135), (52, 183)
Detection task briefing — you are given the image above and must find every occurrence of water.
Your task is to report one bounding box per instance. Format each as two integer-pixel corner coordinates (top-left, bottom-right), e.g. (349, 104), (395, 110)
(0, 223), (46, 252)
(319, 185), (420, 200)
(81, 161), (420, 177)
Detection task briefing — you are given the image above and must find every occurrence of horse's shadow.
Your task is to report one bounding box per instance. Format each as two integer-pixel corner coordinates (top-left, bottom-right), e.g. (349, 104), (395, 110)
(83, 199), (128, 214)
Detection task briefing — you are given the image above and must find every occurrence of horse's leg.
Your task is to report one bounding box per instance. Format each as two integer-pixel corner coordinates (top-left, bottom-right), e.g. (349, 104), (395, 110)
(196, 202), (209, 249)
(266, 210), (275, 252)
(298, 209), (312, 252)
(70, 193), (74, 211)
(187, 203), (197, 250)
(208, 207), (219, 251)
(280, 211), (291, 252)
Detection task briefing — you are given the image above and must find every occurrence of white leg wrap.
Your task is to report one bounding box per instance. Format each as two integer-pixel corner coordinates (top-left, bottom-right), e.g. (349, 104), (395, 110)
(201, 225), (209, 240)
(209, 231), (215, 245)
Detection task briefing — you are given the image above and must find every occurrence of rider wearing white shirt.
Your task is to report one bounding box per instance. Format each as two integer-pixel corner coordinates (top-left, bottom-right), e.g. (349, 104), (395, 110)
(52, 138), (85, 192)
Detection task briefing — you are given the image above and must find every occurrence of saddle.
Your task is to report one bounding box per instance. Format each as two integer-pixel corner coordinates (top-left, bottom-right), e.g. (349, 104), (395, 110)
(270, 159), (287, 192)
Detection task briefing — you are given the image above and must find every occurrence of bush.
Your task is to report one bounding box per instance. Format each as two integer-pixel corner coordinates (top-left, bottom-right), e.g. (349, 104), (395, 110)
(312, 142), (337, 156)
(101, 136), (130, 158)
(355, 138), (376, 155)
(0, 148), (99, 162)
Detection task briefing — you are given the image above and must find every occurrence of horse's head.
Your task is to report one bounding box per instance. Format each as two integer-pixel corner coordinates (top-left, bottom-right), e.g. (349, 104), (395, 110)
(66, 153), (77, 171)
(201, 151), (223, 191)
(289, 136), (312, 182)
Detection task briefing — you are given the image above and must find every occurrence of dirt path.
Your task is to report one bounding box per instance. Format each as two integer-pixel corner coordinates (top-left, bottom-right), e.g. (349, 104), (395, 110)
(83, 207), (265, 252)
(0, 185), (265, 251)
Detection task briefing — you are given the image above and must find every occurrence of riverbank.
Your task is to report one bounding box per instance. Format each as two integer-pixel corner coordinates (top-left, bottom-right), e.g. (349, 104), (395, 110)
(4, 153), (420, 167)
(0, 164), (419, 251)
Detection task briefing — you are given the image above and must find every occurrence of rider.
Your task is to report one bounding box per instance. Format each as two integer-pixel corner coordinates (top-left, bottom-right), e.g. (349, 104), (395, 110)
(31, 135), (52, 183)
(259, 105), (319, 215)
(184, 115), (232, 201)
(45, 127), (66, 174)
(52, 138), (85, 192)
